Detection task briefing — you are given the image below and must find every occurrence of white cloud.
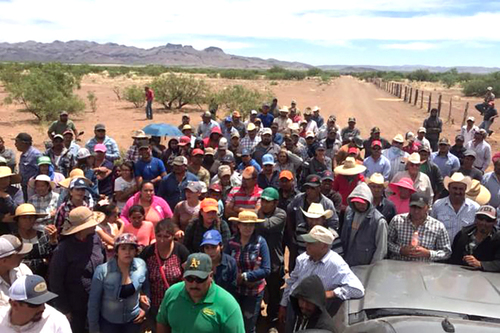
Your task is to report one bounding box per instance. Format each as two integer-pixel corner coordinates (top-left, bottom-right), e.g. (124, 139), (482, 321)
(0, 0), (498, 48)
(381, 42), (438, 50)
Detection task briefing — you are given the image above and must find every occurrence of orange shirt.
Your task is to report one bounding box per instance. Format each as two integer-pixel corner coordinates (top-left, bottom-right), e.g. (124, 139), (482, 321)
(123, 221), (156, 247)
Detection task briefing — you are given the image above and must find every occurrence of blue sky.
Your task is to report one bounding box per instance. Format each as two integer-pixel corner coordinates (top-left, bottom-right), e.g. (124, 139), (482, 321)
(1, 0), (499, 67)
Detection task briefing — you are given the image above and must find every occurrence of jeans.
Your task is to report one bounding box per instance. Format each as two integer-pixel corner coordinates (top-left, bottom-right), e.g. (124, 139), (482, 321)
(480, 119), (493, 134)
(265, 270), (284, 325)
(100, 317), (141, 333)
(235, 291), (264, 333)
(146, 100), (153, 119)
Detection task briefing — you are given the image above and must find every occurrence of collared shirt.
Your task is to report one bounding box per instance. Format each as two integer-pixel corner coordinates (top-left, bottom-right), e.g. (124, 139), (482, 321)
(0, 264), (32, 307)
(240, 135), (261, 152)
(19, 146), (41, 186)
(431, 152), (460, 177)
(44, 147), (74, 178)
(125, 145), (140, 163)
(340, 127), (361, 143)
(0, 303), (72, 333)
(382, 147), (408, 181)
(221, 125), (239, 141)
(226, 185), (262, 210)
(257, 170), (280, 190)
(197, 120), (220, 138)
(414, 137), (432, 152)
(388, 213), (451, 261)
(158, 171), (199, 210)
(465, 140), (492, 172)
(48, 119), (76, 136)
(273, 117), (292, 134)
(29, 191), (60, 216)
(431, 197), (479, 241)
(66, 141), (80, 158)
(460, 125), (479, 145)
(85, 135), (120, 161)
(258, 113), (274, 128)
(305, 120), (319, 134)
(363, 155), (391, 181)
(281, 250), (364, 306)
(482, 172), (500, 208)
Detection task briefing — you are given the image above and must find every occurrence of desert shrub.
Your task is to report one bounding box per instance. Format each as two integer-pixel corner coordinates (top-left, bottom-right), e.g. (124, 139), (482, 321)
(112, 86), (121, 100)
(0, 63), (85, 121)
(151, 74), (209, 109)
(462, 72), (500, 96)
(219, 69), (258, 80)
(209, 85), (273, 119)
(87, 91), (98, 112)
(123, 85), (146, 108)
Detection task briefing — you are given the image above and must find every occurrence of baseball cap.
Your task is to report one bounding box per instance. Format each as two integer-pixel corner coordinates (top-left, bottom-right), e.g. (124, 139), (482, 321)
(186, 181), (202, 193)
(173, 156), (188, 166)
(77, 148), (91, 159)
(94, 124), (106, 131)
(261, 187), (279, 201)
(94, 144), (107, 153)
(464, 149), (477, 158)
(70, 178), (88, 190)
(438, 137), (450, 145)
(184, 253), (212, 279)
(261, 128), (272, 136)
(418, 145), (430, 153)
(417, 127), (427, 133)
(179, 136), (191, 146)
(60, 111), (69, 116)
(231, 131), (240, 139)
(321, 170), (334, 182)
(200, 198), (219, 213)
(409, 193), (429, 208)
(371, 140), (382, 148)
(37, 156), (52, 166)
(351, 197), (367, 204)
(262, 154), (275, 166)
(241, 149), (250, 157)
(218, 165), (231, 178)
(316, 143), (326, 151)
(279, 170), (294, 180)
(218, 138), (228, 150)
(204, 148), (215, 156)
(348, 117), (356, 123)
(371, 127), (381, 134)
(182, 124), (192, 131)
(0, 235), (33, 259)
(191, 148), (204, 156)
(203, 111), (212, 117)
(299, 225), (337, 245)
(9, 275), (58, 305)
(304, 174), (321, 188)
(476, 205), (497, 220)
(14, 133), (32, 143)
(455, 134), (465, 142)
(200, 230), (223, 247)
(114, 233), (139, 250)
(52, 134), (64, 141)
(221, 155), (235, 164)
(224, 116), (232, 123)
(242, 166), (256, 179)
(209, 183), (222, 193)
(306, 131), (315, 139)
(232, 111), (241, 118)
(467, 116), (475, 122)
(348, 147), (359, 155)
(200, 182), (207, 194)
(250, 110), (258, 115)
(63, 130), (74, 136)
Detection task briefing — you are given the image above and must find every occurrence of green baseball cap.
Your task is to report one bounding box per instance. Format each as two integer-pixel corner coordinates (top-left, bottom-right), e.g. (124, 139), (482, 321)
(37, 156), (52, 166)
(183, 253), (212, 279)
(261, 187), (279, 201)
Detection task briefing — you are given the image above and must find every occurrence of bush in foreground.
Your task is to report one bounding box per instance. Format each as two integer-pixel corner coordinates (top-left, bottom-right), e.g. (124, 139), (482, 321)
(123, 85), (146, 108)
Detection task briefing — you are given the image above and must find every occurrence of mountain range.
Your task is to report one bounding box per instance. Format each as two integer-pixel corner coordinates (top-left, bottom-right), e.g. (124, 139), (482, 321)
(0, 40), (498, 74)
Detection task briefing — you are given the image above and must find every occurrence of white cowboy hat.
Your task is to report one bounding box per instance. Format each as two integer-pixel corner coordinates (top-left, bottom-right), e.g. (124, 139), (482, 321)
(466, 179), (491, 205)
(28, 174), (56, 190)
(279, 106), (289, 113)
(405, 152), (422, 165)
(334, 157), (366, 176)
(392, 134), (405, 143)
(366, 173), (388, 188)
(300, 203), (333, 219)
(443, 173), (472, 192)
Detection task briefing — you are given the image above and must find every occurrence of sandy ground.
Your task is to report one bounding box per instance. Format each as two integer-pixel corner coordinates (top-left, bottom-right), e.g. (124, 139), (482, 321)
(0, 75), (497, 162)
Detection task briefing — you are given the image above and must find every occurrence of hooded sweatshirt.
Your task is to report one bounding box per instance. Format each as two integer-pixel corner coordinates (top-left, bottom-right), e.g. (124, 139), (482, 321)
(289, 275), (336, 333)
(341, 182), (388, 266)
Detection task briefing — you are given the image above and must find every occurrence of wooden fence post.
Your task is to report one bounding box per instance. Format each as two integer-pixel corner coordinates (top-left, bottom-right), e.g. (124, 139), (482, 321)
(399, 84), (402, 98)
(414, 89), (419, 106)
(409, 88), (413, 104)
(420, 92), (424, 108)
(404, 87), (408, 102)
(428, 93), (432, 112)
(437, 94), (442, 116)
(461, 102), (469, 127)
(447, 98), (453, 123)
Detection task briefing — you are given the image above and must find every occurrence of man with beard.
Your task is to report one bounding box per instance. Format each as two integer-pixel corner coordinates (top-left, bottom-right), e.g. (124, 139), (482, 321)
(47, 111), (78, 139)
(0, 275), (71, 332)
(252, 128), (280, 166)
(44, 134), (75, 178)
(156, 253), (244, 333)
(158, 156), (199, 210)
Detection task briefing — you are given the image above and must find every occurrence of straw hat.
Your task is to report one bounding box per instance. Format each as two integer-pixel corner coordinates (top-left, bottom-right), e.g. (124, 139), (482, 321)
(131, 130), (149, 139)
(334, 157), (366, 176)
(366, 173), (388, 188)
(59, 168), (93, 188)
(60, 206), (105, 236)
(404, 152), (422, 165)
(300, 203), (333, 219)
(228, 210), (264, 223)
(279, 106), (289, 113)
(392, 134), (404, 143)
(466, 180), (491, 205)
(28, 174), (56, 190)
(0, 166), (21, 184)
(444, 173), (472, 192)
(14, 204), (47, 220)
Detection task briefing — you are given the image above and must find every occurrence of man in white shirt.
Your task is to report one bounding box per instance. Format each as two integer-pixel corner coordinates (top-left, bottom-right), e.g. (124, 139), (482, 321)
(415, 127), (432, 152)
(196, 111), (220, 139)
(0, 274), (71, 332)
(273, 107), (292, 134)
(465, 129), (492, 172)
(460, 116), (479, 145)
(303, 108), (319, 135)
(0, 235), (33, 306)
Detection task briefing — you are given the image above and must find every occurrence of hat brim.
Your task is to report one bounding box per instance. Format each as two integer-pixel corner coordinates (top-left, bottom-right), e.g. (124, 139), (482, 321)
(300, 207), (334, 219)
(389, 182), (416, 193)
(184, 270), (210, 279)
(14, 212), (48, 220)
(443, 177), (472, 193)
(334, 164), (366, 176)
(28, 178), (56, 190)
(299, 234), (320, 243)
(409, 201), (427, 208)
(0, 173), (22, 184)
(228, 217), (265, 223)
(23, 291), (58, 305)
(261, 195), (278, 201)
(17, 242), (33, 255)
(303, 182), (320, 188)
(200, 240), (222, 247)
(60, 212), (105, 236)
(466, 185), (491, 205)
(201, 206), (219, 213)
(366, 179), (388, 188)
(59, 176), (93, 189)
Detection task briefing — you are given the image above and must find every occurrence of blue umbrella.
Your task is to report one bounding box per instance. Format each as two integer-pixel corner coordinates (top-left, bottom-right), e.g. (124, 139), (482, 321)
(142, 123), (183, 137)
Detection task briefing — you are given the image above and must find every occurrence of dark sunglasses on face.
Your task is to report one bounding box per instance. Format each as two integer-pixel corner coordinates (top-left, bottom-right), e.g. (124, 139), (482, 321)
(185, 275), (208, 284)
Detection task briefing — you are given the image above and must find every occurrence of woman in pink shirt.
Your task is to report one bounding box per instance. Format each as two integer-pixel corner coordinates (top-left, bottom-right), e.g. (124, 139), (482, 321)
(123, 205), (155, 248)
(121, 181), (172, 226)
(387, 178), (416, 214)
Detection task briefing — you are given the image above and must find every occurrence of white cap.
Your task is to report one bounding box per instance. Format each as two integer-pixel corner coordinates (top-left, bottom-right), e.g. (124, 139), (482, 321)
(218, 138), (228, 150)
(417, 127), (427, 133)
(487, 87), (493, 91)
(306, 131), (315, 138)
(77, 148), (91, 159)
(250, 110), (258, 115)
(261, 128), (272, 136)
(467, 116), (475, 122)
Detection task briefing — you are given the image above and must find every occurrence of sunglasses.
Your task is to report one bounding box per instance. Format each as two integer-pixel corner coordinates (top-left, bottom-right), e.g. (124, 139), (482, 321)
(185, 275), (208, 284)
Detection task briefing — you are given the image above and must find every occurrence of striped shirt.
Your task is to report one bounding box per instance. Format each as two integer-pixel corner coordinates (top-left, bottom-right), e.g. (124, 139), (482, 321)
(226, 185), (263, 210)
(281, 250), (364, 306)
(431, 197), (479, 241)
(388, 213), (451, 261)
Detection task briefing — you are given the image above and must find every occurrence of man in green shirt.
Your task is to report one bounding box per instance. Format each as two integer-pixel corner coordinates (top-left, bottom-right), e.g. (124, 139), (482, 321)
(47, 111), (78, 140)
(157, 253), (245, 333)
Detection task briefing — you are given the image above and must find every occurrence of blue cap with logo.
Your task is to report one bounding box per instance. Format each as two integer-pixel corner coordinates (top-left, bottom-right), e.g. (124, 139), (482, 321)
(200, 230), (223, 246)
(262, 154), (275, 166)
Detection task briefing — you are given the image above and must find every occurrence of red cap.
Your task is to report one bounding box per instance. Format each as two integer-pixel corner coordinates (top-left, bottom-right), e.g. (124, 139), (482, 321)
(191, 148), (204, 156)
(350, 197), (367, 204)
(492, 152), (500, 163)
(348, 147), (359, 155)
(179, 136), (191, 146)
(371, 140), (382, 148)
(209, 183), (222, 192)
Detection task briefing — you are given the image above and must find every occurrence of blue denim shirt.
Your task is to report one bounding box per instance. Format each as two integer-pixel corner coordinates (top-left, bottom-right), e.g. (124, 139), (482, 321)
(19, 146), (41, 186)
(88, 257), (150, 332)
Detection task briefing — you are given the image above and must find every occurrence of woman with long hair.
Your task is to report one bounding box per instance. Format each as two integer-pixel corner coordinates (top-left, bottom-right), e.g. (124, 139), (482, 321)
(172, 181), (202, 240)
(114, 161), (137, 211)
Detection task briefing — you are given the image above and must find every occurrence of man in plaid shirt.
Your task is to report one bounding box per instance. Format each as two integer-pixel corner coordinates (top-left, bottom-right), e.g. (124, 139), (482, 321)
(388, 193), (451, 261)
(240, 123), (261, 152)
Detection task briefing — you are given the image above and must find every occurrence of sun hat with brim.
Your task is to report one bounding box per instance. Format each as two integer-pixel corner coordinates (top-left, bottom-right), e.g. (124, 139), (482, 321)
(228, 210), (265, 223)
(300, 203), (333, 219)
(200, 198), (219, 213)
(131, 130), (149, 139)
(444, 173), (472, 192)
(59, 168), (93, 188)
(389, 178), (416, 193)
(366, 173), (388, 188)
(392, 134), (404, 143)
(28, 174), (56, 190)
(60, 206), (105, 236)
(466, 180), (491, 205)
(14, 204), (47, 220)
(9, 275), (58, 305)
(184, 253), (212, 279)
(405, 152), (421, 165)
(0, 166), (21, 184)
(0, 235), (33, 259)
(299, 225), (337, 245)
(334, 157), (366, 176)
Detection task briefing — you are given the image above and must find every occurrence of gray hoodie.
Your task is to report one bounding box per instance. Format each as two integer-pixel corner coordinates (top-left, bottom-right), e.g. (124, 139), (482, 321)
(341, 182), (388, 266)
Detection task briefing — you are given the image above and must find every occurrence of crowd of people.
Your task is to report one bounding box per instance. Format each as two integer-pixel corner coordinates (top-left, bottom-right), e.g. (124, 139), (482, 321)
(0, 90), (499, 333)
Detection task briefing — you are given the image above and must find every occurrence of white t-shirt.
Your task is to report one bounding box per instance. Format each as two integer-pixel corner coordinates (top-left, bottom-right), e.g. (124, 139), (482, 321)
(114, 177), (137, 210)
(0, 303), (72, 333)
(0, 264), (32, 307)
